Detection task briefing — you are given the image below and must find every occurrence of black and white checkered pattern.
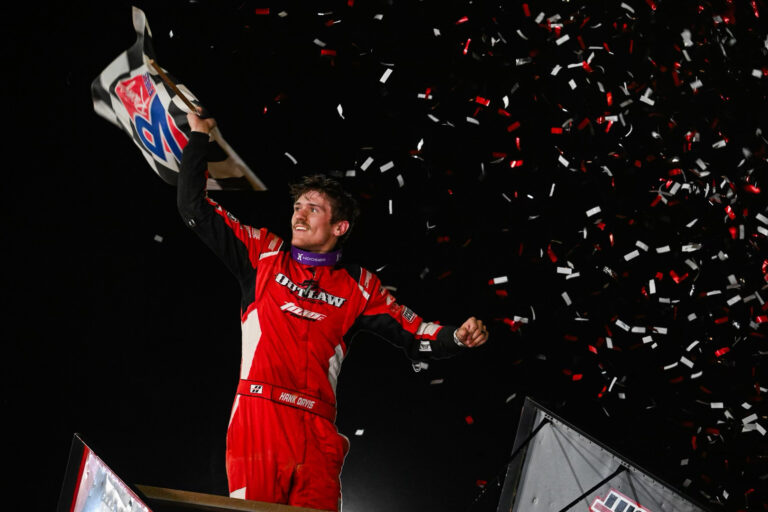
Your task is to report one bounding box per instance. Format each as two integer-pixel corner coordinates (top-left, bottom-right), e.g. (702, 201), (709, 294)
(91, 7), (266, 191)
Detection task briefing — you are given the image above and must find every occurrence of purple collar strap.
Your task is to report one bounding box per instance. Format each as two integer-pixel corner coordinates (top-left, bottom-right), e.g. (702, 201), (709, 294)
(291, 246), (342, 266)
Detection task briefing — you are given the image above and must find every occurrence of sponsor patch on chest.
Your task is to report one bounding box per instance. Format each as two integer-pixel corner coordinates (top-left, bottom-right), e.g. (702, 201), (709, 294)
(280, 302), (327, 321)
(274, 273), (347, 307)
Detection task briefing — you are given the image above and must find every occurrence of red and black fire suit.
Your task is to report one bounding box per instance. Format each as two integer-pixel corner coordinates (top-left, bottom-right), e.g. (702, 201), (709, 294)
(178, 132), (464, 511)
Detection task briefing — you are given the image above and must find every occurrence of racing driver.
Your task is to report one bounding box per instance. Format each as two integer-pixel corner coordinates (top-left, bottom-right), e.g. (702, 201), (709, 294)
(179, 109), (489, 511)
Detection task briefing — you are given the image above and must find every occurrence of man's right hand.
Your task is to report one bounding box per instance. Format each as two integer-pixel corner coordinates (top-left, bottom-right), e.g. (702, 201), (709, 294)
(187, 107), (217, 134)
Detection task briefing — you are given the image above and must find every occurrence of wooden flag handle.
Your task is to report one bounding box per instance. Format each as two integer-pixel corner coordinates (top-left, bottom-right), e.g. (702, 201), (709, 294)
(148, 59), (198, 113)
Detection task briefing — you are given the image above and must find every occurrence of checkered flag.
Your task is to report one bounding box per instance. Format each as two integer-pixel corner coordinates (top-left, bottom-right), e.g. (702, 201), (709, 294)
(91, 6), (266, 191)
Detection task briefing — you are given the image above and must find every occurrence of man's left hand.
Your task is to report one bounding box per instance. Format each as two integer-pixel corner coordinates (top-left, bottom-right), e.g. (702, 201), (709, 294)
(455, 317), (489, 348)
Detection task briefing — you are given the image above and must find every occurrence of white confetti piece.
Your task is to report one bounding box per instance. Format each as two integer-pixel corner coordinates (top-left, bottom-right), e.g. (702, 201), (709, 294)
(355, 429), (365, 436)
(586, 206), (601, 217)
(380, 68), (393, 83)
(430, 378), (444, 385)
(337, 104), (344, 118)
(380, 161), (394, 173)
(551, 64), (562, 76)
(624, 249), (640, 261)
(153, 234), (163, 243)
(680, 357), (694, 368)
(742, 413), (758, 424)
(492, 276), (509, 284)
(360, 156), (374, 171)
(562, 292), (572, 305)
(285, 152), (298, 165)
(710, 402), (723, 409)
(313, 38), (326, 47)
(556, 34), (570, 45)
(558, 155), (570, 167)
(396, 174), (404, 187)
(621, 2), (635, 12)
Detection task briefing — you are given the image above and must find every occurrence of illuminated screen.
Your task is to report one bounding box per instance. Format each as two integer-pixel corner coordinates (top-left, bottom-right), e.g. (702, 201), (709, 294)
(58, 433), (151, 512)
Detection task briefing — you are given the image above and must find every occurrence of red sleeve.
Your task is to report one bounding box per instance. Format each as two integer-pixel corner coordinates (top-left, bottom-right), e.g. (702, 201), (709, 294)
(347, 267), (462, 361)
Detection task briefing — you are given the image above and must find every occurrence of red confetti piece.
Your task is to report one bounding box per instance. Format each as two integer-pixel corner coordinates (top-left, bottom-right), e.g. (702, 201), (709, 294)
(507, 121), (521, 132)
(715, 347), (730, 357)
(465, 415), (474, 425)
(670, 270), (689, 283)
(588, 345), (598, 354)
(645, 0), (657, 10)
(551, 127), (563, 134)
(475, 96), (490, 106)
(463, 38), (471, 55)
(547, 244), (558, 262)
(752, 0), (760, 17)
(744, 184), (761, 193)
(456, 16), (469, 24)
(497, 108), (511, 117)
(714, 316), (729, 324)
(254, 8), (269, 15)
(577, 118), (590, 130)
(476, 479), (487, 488)
(728, 226), (738, 239)
(509, 160), (524, 168)
(572, 374), (583, 381)
(321, 49), (337, 56)
(522, 3), (531, 16)
(725, 205), (736, 219)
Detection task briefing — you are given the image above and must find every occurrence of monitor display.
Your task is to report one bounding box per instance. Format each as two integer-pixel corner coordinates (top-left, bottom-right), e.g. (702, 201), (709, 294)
(58, 433), (151, 512)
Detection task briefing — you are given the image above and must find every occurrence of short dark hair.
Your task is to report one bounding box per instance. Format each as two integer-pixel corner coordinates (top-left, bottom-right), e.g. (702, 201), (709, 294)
(289, 174), (360, 245)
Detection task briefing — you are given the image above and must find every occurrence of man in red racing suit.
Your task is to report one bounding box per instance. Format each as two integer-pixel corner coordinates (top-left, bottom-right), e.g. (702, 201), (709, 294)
(179, 111), (489, 511)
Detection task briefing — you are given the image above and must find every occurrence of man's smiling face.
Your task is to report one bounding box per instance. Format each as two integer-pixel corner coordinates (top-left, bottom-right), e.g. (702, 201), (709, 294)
(291, 190), (348, 253)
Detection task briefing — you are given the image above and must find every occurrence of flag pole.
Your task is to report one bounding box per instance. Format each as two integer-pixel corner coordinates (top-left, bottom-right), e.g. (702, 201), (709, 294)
(148, 59), (198, 113)
(148, 58), (267, 191)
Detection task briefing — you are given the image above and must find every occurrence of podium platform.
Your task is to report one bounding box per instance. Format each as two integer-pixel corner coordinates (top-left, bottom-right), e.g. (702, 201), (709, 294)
(135, 485), (326, 512)
(58, 433), (327, 512)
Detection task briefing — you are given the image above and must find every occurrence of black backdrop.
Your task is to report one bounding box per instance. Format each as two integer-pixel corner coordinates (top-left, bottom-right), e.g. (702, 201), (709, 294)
(5, 1), (768, 511)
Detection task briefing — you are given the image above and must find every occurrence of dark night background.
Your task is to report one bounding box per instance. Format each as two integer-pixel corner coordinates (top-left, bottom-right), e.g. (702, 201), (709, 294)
(5, 1), (768, 511)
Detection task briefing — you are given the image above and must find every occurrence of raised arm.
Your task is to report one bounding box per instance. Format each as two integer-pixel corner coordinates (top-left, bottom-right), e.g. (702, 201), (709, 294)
(178, 109), (267, 285)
